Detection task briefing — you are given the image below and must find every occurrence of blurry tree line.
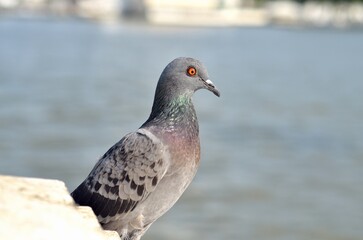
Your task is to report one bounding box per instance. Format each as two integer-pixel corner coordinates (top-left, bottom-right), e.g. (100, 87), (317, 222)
(262, 0), (363, 2)
(298, 0), (363, 2)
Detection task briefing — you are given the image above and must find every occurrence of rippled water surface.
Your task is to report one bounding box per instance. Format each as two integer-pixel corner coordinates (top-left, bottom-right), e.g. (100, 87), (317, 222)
(1, 19), (363, 240)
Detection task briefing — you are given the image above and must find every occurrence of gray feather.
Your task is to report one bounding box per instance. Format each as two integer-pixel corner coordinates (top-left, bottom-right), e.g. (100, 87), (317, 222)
(72, 129), (169, 223)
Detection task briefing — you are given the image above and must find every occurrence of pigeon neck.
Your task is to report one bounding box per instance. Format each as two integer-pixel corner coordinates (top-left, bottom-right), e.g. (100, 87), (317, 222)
(143, 93), (199, 132)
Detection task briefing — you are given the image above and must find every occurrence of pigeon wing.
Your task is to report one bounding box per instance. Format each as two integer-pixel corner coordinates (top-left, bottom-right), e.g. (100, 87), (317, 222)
(71, 129), (169, 224)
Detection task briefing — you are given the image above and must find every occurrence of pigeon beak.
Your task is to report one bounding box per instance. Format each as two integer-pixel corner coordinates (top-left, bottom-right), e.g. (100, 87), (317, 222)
(204, 79), (220, 97)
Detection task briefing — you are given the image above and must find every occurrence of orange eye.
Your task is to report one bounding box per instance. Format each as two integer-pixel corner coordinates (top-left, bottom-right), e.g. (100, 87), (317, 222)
(187, 67), (197, 76)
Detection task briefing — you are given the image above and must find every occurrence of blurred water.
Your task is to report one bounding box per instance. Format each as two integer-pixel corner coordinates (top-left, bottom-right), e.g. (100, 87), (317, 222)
(1, 18), (363, 240)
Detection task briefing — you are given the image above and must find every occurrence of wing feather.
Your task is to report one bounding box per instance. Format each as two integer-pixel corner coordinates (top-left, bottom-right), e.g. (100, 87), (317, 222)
(71, 129), (169, 223)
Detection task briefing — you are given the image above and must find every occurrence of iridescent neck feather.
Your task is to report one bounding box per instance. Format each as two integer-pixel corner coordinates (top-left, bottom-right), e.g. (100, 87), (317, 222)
(142, 93), (199, 135)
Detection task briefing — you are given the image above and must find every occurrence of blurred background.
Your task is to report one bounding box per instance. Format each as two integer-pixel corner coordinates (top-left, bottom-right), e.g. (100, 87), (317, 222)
(1, 0), (363, 240)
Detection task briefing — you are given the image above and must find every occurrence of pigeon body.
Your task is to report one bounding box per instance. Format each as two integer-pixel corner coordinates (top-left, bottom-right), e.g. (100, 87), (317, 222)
(71, 57), (220, 240)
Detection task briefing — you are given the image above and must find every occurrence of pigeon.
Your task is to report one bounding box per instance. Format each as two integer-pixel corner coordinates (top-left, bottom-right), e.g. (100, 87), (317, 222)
(71, 57), (220, 240)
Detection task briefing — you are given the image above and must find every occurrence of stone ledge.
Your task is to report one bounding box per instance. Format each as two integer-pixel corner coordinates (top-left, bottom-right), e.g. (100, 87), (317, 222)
(0, 175), (119, 240)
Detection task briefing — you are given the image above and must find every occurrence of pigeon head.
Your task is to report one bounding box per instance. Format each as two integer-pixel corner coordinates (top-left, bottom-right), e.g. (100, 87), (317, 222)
(156, 57), (220, 99)
(145, 57), (220, 125)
